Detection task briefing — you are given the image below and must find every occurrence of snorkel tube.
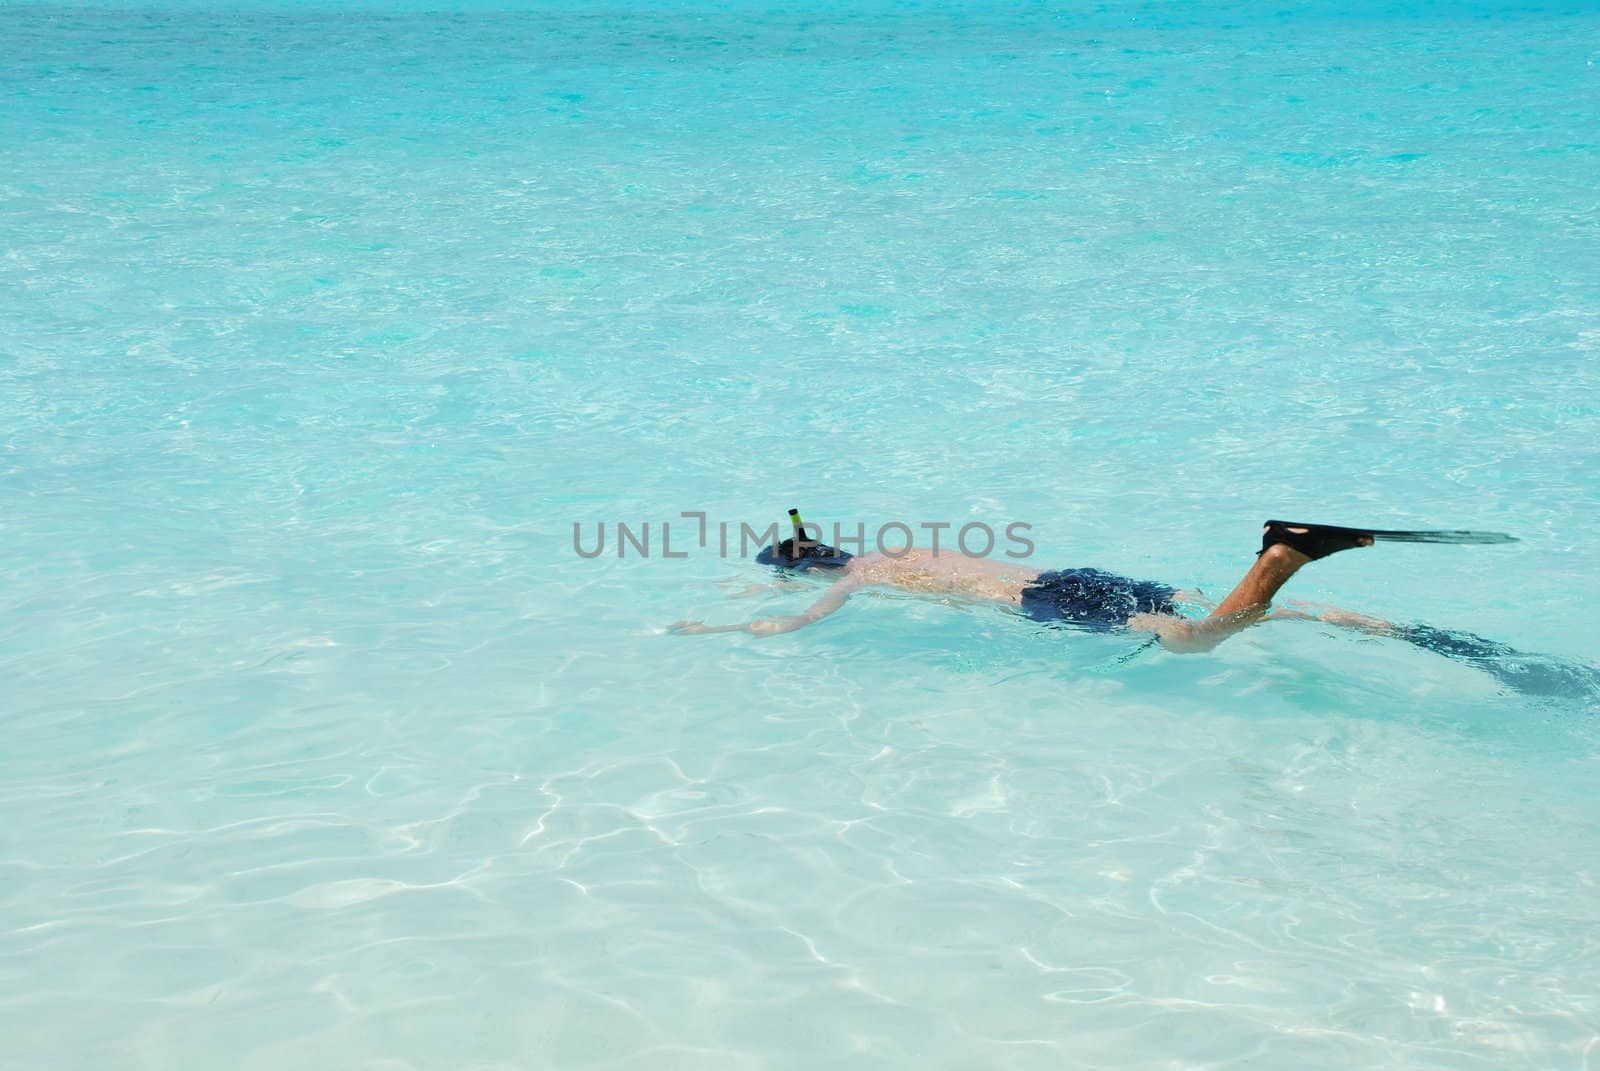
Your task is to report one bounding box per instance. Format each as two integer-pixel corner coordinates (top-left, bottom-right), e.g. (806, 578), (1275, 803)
(754, 506), (853, 571)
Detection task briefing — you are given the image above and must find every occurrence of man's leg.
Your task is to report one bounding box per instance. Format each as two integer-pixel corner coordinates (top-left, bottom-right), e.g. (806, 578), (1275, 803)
(1131, 536), (1368, 652)
(1208, 543), (1312, 621)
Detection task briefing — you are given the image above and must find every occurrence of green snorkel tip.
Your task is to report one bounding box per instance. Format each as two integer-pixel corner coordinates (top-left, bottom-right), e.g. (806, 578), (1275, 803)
(788, 508), (804, 543)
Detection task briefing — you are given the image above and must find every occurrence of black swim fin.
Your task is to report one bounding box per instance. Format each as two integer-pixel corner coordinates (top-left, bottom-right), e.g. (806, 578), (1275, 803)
(1362, 527), (1520, 546)
(1261, 520), (1518, 560)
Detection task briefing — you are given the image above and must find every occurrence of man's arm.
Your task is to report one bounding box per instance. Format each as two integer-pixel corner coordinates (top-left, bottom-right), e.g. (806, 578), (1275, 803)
(670, 575), (862, 637)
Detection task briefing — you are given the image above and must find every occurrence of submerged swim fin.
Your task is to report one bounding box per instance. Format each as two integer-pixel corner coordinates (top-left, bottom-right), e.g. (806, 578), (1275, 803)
(1260, 520), (1518, 560)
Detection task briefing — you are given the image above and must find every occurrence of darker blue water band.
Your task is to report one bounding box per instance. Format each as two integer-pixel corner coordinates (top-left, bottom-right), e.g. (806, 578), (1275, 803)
(1396, 624), (1600, 700)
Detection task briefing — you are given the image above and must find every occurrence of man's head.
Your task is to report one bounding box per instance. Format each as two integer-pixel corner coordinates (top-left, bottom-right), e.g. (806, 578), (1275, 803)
(756, 536), (853, 572)
(757, 507), (854, 572)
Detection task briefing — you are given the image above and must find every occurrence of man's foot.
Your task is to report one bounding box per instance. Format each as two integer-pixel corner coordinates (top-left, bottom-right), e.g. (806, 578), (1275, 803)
(1259, 520), (1376, 561)
(1261, 519), (1519, 559)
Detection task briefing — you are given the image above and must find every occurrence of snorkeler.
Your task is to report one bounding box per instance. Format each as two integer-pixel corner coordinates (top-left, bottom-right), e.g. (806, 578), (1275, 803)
(670, 512), (1595, 698)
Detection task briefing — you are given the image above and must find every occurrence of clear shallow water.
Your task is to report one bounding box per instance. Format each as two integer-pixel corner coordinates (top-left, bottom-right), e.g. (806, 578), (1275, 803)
(3, 2), (1599, 1067)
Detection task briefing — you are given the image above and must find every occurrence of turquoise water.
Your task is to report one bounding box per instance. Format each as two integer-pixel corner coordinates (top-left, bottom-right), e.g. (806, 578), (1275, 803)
(4, 1), (1600, 1067)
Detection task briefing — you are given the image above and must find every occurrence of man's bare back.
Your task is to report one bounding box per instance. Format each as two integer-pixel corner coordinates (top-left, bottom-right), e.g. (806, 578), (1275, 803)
(846, 549), (1042, 605)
